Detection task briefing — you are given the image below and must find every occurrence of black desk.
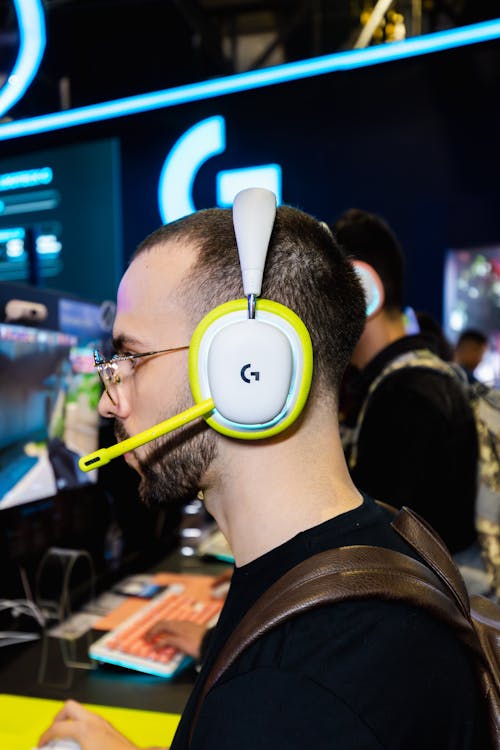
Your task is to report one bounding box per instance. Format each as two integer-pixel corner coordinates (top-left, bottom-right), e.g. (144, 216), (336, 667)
(0, 549), (232, 716)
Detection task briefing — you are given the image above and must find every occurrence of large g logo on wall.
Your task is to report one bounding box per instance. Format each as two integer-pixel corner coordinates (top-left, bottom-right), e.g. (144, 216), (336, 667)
(157, 116), (283, 222)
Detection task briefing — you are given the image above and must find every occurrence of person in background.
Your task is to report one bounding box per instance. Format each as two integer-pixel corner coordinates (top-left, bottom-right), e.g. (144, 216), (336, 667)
(453, 327), (489, 384)
(38, 200), (487, 749)
(415, 310), (454, 362)
(330, 208), (479, 558)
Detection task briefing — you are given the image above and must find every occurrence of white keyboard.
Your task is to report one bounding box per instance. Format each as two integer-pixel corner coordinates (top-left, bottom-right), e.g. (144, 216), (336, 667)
(89, 584), (223, 678)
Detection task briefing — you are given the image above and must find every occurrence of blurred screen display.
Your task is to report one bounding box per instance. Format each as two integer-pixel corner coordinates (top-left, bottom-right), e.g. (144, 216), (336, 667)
(444, 246), (500, 386)
(0, 322), (101, 508)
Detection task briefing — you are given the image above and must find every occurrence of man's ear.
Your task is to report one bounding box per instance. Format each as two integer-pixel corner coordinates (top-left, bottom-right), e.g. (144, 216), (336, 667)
(351, 260), (385, 319)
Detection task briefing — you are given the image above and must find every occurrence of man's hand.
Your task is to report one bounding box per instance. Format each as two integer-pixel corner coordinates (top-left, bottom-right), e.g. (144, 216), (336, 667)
(37, 699), (167, 750)
(144, 568), (232, 660)
(144, 619), (208, 660)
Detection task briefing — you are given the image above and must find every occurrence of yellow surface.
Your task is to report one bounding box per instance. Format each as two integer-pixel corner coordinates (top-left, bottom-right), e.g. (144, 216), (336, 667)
(0, 693), (180, 750)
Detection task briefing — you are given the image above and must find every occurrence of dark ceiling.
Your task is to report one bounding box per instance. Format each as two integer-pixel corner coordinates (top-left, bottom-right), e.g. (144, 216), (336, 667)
(0, 0), (498, 119)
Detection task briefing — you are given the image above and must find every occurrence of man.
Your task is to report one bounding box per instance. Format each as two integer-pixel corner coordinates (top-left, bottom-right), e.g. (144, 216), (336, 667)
(453, 327), (489, 384)
(331, 208), (479, 557)
(39, 201), (487, 749)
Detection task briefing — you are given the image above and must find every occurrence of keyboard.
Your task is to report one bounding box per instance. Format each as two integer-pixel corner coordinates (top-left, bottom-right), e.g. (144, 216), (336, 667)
(89, 584), (223, 678)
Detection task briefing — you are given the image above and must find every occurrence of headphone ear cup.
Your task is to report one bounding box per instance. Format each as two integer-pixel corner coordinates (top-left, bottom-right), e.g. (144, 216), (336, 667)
(207, 320), (293, 424)
(351, 260), (384, 318)
(188, 298), (313, 440)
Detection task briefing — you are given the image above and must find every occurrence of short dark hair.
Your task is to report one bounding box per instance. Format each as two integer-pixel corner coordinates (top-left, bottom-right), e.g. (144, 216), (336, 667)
(132, 205), (366, 397)
(329, 208), (404, 313)
(456, 328), (488, 347)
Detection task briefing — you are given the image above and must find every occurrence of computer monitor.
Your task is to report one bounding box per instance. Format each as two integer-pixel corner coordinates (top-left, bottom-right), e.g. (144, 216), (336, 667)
(0, 137), (122, 304)
(0, 321), (100, 508)
(0, 285), (106, 598)
(443, 245), (500, 387)
(0, 283), (184, 600)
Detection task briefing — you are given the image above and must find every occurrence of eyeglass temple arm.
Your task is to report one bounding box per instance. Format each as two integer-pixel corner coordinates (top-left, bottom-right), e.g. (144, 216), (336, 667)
(78, 398), (215, 472)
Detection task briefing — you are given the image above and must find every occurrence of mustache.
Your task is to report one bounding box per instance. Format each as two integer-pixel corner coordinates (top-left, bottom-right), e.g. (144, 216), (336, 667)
(114, 421), (130, 442)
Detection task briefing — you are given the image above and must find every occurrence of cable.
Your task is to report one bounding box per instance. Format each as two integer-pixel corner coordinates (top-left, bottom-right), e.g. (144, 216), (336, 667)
(0, 597), (46, 627)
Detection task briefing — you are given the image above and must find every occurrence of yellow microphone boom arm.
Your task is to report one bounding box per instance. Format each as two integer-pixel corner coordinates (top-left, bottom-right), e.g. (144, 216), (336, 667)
(78, 398), (215, 472)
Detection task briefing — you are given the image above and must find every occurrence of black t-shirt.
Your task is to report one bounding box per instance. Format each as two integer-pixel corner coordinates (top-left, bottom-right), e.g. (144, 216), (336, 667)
(170, 495), (488, 750)
(343, 335), (478, 554)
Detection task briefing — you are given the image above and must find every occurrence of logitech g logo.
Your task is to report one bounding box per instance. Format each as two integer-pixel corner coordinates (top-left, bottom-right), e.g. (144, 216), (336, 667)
(241, 363), (260, 384)
(158, 115), (282, 223)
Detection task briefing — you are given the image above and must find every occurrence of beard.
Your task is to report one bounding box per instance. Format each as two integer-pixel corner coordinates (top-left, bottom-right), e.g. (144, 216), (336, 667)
(114, 392), (218, 508)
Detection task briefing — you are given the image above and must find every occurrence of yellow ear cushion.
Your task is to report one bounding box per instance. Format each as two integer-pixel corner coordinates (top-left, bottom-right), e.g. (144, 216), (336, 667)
(188, 298), (313, 439)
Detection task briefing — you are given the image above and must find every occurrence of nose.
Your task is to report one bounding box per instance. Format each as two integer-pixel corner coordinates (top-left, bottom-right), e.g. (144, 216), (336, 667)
(98, 389), (113, 418)
(98, 388), (130, 420)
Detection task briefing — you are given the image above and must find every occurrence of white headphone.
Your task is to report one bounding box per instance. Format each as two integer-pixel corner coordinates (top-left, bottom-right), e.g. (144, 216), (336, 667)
(188, 187), (314, 439)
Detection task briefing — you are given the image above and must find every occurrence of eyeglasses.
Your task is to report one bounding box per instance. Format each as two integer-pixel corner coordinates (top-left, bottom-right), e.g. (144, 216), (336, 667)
(94, 346), (189, 404)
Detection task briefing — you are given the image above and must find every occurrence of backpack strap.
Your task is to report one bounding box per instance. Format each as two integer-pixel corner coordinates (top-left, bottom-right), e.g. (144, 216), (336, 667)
(391, 505), (471, 618)
(392, 506), (500, 745)
(347, 348), (459, 470)
(188, 529), (483, 745)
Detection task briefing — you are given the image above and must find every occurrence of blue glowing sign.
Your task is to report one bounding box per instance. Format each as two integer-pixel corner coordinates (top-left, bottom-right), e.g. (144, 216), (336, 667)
(0, 0), (46, 119)
(0, 19), (499, 141)
(216, 165), (282, 208)
(158, 116), (225, 223)
(157, 116), (283, 221)
(0, 167), (52, 191)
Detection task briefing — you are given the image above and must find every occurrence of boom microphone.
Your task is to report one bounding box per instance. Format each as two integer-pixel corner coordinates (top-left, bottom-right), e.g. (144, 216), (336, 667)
(78, 398), (214, 472)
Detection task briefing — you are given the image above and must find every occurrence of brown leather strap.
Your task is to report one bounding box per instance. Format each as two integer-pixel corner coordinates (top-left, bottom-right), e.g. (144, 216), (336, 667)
(188, 539), (480, 745)
(470, 595), (500, 689)
(391, 506), (470, 618)
(392, 509), (500, 745)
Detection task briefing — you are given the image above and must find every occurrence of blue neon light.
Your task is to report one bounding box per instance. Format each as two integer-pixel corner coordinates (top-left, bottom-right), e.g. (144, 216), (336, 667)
(0, 18), (499, 141)
(158, 116), (225, 223)
(217, 165), (282, 207)
(0, 0), (46, 119)
(0, 227), (24, 242)
(0, 167), (52, 191)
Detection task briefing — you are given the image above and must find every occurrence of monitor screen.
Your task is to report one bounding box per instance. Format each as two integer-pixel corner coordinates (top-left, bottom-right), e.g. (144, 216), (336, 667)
(0, 322), (101, 509)
(0, 287), (183, 599)
(443, 245), (500, 387)
(0, 137), (122, 304)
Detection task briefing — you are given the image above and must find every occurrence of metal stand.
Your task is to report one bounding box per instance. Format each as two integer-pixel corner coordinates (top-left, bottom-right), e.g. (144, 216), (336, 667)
(35, 547), (98, 689)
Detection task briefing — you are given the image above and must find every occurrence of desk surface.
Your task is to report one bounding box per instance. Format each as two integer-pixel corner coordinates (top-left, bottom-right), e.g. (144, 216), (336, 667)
(0, 693), (181, 750)
(0, 549), (231, 719)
